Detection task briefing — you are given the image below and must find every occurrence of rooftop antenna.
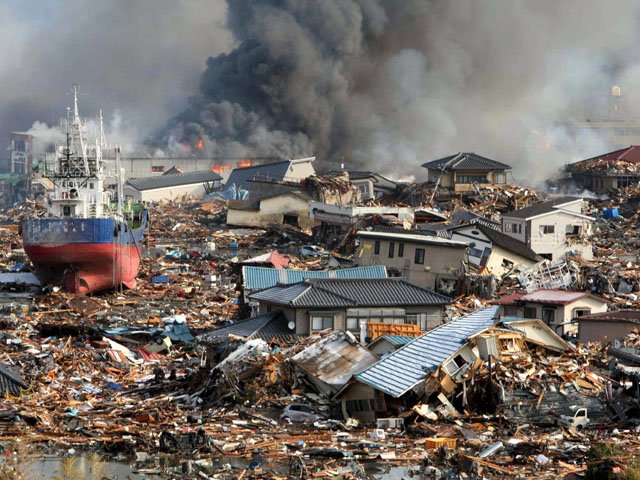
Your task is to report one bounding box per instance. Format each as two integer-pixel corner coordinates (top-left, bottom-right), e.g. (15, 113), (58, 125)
(609, 84), (623, 121)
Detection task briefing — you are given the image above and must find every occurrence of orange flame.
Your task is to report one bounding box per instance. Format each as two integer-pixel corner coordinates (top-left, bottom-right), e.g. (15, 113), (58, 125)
(237, 159), (253, 168)
(211, 164), (232, 174)
(196, 137), (204, 149)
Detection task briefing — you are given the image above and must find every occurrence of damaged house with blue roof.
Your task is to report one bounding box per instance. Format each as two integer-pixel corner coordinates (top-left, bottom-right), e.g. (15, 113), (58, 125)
(333, 307), (584, 424)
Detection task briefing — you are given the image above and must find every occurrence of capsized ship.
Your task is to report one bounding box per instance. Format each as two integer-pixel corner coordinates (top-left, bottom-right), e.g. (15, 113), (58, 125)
(21, 87), (148, 294)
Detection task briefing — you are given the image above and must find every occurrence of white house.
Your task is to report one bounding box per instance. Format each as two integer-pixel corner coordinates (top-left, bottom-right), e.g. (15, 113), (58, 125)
(500, 197), (594, 261)
(123, 170), (222, 202)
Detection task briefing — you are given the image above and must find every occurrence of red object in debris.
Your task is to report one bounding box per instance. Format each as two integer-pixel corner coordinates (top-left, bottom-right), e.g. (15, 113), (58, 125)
(133, 413), (156, 424)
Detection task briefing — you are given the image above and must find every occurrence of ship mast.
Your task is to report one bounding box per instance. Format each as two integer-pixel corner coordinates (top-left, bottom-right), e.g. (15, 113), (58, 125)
(99, 109), (107, 148)
(71, 84), (90, 176)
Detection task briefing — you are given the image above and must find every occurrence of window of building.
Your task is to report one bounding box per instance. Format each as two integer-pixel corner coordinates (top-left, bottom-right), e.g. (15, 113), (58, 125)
(565, 225), (581, 235)
(89, 182), (94, 189)
(388, 241), (395, 258)
(501, 258), (515, 269)
(573, 308), (591, 318)
(398, 243), (404, 257)
(504, 222), (522, 234)
(469, 247), (483, 258)
(540, 225), (555, 235)
(456, 175), (488, 184)
(541, 308), (555, 325)
(617, 176), (638, 188)
(374, 240), (380, 255)
(494, 173), (507, 184)
(311, 315), (334, 331)
(346, 309), (405, 332)
(406, 312), (439, 330)
(414, 248), (425, 264)
(151, 165), (165, 172)
(523, 307), (537, 319)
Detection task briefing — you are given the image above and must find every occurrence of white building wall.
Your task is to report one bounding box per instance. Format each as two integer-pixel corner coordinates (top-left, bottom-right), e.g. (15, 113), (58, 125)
(529, 212), (593, 261)
(123, 183), (206, 202)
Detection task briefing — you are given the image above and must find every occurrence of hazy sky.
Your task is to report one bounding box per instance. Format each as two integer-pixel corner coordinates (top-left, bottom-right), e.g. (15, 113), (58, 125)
(5, 1), (640, 182)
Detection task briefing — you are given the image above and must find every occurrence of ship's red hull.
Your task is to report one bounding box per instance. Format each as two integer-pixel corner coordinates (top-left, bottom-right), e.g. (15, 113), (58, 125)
(24, 243), (141, 294)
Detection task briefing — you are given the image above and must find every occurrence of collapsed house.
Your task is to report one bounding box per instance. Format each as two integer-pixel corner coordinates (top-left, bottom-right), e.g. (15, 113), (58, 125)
(290, 330), (379, 397)
(566, 145), (640, 193)
(226, 191), (316, 229)
(334, 306), (610, 427)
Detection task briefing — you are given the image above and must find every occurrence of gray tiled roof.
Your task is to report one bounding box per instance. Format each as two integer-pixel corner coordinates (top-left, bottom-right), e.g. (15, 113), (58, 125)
(126, 170), (222, 191)
(0, 362), (26, 396)
(196, 311), (302, 344)
(501, 196), (583, 219)
(249, 278), (451, 308)
(355, 306), (499, 398)
(450, 223), (541, 262)
(422, 153), (511, 171)
(474, 224), (541, 262)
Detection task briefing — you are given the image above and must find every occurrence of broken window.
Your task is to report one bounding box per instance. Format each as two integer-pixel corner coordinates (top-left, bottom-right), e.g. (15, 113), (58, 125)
(573, 308), (591, 317)
(374, 240), (380, 255)
(565, 224), (581, 235)
(541, 308), (555, 325)
(414, 248), (425, 264)
(540, 225), (555, 235)
(501, 258), (515, 269)
(283, 213), (299, 226)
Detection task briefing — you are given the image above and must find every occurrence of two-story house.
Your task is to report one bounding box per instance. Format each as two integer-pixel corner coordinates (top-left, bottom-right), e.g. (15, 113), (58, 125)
(500, 197), (594, 261)
(421, 152), (511, 193)
(248, 277), (451, 336)
(355, 230), (468, 291)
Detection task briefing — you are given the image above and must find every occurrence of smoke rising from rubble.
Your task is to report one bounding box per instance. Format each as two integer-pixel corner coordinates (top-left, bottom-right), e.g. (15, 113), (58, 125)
(162, 0), (640, 183)
(0, 1), (231, 153)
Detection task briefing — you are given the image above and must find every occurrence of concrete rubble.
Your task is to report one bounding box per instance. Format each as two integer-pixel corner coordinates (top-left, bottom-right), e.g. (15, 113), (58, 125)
(3, 172), (640, 478)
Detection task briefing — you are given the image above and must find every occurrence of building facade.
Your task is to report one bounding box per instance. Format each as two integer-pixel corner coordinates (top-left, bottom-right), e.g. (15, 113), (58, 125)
(355, 230), (468, 291)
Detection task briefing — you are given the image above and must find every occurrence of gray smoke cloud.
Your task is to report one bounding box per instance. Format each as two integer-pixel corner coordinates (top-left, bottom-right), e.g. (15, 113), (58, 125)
(0, 0), (231, 152)
(162, 0), (640, 183)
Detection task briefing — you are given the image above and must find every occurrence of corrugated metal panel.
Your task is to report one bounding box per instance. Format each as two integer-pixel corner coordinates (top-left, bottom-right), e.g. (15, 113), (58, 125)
(381, 335), (416, 346)
(126, 170), (222, 191)
(243, 265), (387, 291)
(355, 306), (499, 398)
